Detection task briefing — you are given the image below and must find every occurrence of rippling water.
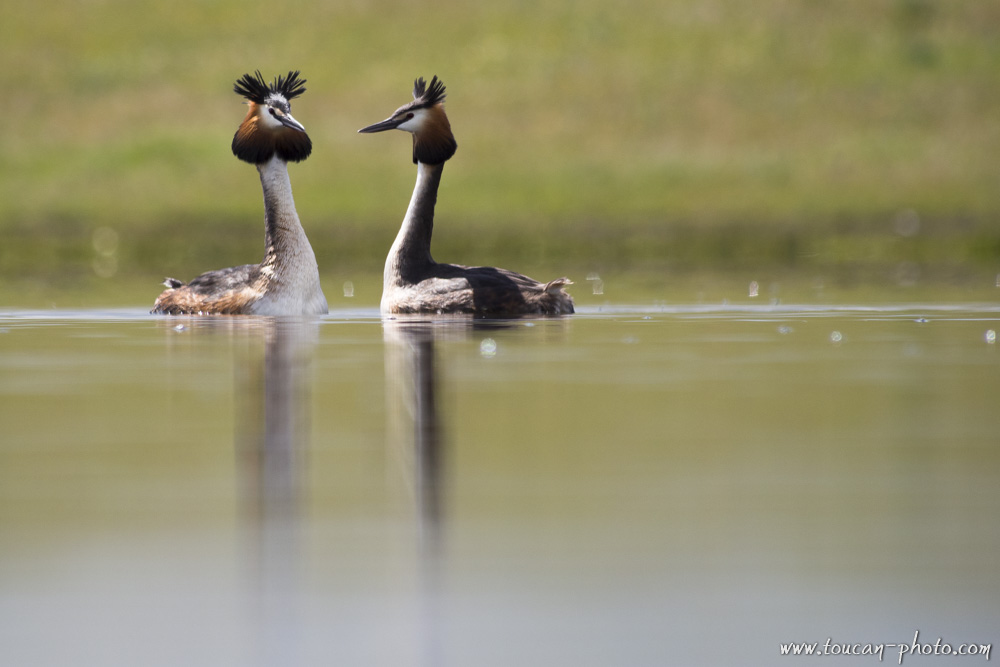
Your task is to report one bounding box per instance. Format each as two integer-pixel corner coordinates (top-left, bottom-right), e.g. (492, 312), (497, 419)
(1, 304), (998, 666)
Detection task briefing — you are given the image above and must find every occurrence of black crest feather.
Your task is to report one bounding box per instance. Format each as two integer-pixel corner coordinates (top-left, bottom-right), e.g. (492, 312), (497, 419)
(234, 70), (307, 103)
(232, 69), (312, 164)
(412, 76), (447, 108)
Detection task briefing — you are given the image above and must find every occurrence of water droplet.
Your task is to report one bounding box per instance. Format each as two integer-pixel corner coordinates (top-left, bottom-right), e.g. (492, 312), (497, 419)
(642, 315), (652, 321)
(986, 330), (997, 345)
(748, 281), (759, 298)
(343, 281), (355, 298)
(895, 262), (920, 287)
(480, 338), (497, 357)
(91, 226), (119, 256)
(915, 317), (928, 324)
(91, 255), (118, 279)
(586, 273), (604, 295)
(173, 324), (186, 332)
(830, 331), (843, 343)
(523, 322), (535, 327)
(893, 208), (920, 237)
(777, 326), (793, 335)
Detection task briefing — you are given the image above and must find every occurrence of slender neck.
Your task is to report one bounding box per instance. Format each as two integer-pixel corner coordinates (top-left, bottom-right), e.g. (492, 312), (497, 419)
(385, 161), (443, 285)
(258, 156), (315, 274)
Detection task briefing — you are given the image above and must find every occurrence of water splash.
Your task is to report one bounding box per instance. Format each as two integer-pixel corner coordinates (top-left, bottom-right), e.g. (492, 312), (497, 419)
(586, 272), (605, 296)
(91, 226), (120, 279)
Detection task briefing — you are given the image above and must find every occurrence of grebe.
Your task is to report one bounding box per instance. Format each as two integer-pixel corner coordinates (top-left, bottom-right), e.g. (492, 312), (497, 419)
(152, 71), (328, 316)
(358, 76), (574, 316)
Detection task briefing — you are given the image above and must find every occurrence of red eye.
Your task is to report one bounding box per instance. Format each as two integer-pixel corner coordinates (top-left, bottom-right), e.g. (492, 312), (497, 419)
(406, 113), (414, 119)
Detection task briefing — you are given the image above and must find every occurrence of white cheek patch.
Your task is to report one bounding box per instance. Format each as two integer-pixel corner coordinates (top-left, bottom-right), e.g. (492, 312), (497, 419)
(396, 109), (427, 132)
(259, 94), (292, 129)
(259, 106), (286, 130)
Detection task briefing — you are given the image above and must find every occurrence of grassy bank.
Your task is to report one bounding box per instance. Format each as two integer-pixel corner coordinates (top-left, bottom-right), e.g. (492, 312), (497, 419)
(1, 0), (999, 304)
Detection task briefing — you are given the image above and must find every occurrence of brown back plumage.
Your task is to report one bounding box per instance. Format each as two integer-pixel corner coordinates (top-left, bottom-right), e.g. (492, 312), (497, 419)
(152, 285), (260, 315)
(383, 263), (575, 317)
(151, 264), (264, 315)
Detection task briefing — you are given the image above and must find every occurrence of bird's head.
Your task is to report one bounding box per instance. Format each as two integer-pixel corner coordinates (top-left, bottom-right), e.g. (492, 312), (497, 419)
(358, 75), (457, 165)
(232, 70), (312, 164)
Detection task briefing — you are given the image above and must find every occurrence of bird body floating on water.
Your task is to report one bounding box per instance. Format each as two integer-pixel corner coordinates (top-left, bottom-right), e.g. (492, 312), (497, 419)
(152, 70), (327, 316)
(359, 76), (573, 317)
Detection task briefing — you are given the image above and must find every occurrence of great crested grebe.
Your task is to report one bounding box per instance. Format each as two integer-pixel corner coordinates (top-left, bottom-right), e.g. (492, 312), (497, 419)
(152, 70), (328, 316)
(358, 76), (574, 316)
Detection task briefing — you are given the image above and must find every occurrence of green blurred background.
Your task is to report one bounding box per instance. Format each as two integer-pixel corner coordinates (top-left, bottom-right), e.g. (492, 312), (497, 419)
(1, 0), (998, 308)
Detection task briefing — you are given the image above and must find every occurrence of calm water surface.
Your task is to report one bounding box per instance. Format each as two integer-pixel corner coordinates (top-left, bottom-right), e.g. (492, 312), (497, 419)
(1, 303), (999, 666)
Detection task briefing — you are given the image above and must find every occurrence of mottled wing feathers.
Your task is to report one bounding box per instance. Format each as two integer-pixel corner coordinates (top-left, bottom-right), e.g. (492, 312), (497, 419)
(384, 264), (575, 316)
(150, 265), (262, 315)
(184, 264), (260, 291)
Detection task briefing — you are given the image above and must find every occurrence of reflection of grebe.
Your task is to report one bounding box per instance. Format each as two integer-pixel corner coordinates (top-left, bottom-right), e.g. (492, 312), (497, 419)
(153, 71), (328, 316)
(359, 77), (574, 317)
(383, 320), (446, 535)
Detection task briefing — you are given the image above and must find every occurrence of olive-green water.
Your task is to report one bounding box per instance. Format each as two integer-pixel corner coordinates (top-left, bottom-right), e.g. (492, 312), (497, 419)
(1, 303), (998, 666)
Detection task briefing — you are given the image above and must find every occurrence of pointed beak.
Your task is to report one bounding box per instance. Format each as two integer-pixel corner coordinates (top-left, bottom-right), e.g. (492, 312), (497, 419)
(275, 110), (307, 133)
(358, 117), (402, 133)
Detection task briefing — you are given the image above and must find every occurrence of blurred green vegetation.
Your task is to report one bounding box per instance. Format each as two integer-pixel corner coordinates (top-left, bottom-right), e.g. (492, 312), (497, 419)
(1, 0), (999, 307)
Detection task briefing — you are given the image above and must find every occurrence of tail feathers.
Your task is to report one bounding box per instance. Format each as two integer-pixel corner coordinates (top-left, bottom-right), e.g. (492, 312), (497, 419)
(544, 277), (573, 293)
(163, 277), (185, 289)
(541, 277), (575, 315)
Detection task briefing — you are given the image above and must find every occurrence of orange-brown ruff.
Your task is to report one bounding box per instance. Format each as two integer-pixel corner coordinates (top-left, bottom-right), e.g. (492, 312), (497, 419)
(152, 71), (327, 316)
(358, 76), (573, 317)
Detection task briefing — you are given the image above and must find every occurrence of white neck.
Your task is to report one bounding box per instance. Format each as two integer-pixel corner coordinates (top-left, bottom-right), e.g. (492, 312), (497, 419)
(384, 161), (441, 287)
(253, 156), (328, 315)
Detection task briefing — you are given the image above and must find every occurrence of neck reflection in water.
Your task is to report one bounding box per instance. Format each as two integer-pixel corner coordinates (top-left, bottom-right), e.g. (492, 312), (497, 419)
(383, 316), (522, 667)
(171, 316), (318, 664)
(236, 318), (317, 665)
(382, 318), (455, 550)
